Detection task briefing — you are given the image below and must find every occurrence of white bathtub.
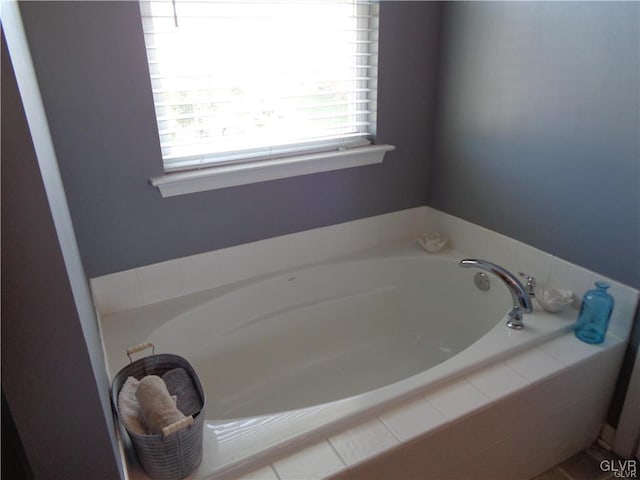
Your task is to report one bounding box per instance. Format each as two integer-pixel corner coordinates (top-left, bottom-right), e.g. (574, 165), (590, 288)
(149, 254), (514, 419)
(101, 242), (581, 479)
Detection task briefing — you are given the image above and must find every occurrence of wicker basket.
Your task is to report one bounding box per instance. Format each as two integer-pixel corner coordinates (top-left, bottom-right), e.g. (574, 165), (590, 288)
(111, 343), (206, 480)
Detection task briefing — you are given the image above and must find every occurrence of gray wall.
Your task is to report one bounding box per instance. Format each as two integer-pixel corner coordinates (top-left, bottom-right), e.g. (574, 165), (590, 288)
(429, 1), (640, 289)
(19, 1), (441, 279)
(1, 33), (122, 479)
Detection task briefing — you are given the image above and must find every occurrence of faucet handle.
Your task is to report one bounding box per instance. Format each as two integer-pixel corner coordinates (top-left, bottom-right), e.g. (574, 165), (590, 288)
(519, 272), (536, 296)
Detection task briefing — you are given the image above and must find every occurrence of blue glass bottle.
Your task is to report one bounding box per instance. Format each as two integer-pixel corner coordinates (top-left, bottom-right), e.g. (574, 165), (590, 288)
(575, 281), (614, 344)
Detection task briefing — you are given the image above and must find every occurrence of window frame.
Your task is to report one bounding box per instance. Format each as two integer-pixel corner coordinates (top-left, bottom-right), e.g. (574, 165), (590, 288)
(142, 0), (393, 196)
(150, 143), (394, 196)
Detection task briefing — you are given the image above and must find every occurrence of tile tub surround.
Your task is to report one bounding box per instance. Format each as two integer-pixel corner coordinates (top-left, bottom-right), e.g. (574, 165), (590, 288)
(93, 207), (639, 479)
(240, 335), (627, 480)
(91, 206), (639, 331)
(122, 333), (627, 480)
(90, 207), (426, 315)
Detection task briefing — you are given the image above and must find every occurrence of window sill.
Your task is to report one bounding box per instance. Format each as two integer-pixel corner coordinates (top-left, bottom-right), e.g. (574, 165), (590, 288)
(150, 144), (395, 197)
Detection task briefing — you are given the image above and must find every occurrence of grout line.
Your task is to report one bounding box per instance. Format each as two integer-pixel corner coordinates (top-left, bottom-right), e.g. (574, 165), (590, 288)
(268, 463), (281, 480)
(556, 465), (574, 480)
(326, 438), (349, 468)
(377, 415), (402, 443)
(552, 466), (575, 480)
(326, 437), (350, 476)
(504, 359), (529, 380)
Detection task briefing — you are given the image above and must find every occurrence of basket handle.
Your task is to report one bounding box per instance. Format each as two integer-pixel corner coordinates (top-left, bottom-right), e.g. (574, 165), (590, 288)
(126, 342), (155, 363)
(162, 416), (194, 438)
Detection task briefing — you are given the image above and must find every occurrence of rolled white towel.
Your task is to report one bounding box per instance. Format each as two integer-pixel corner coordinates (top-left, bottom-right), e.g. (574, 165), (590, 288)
(117, 376), (146, 435)
(136, 375), (186, 435)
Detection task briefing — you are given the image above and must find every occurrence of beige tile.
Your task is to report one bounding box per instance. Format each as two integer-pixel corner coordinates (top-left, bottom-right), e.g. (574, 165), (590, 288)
(426, 379), (490, 420)
(517, 242), (552, 287)
(538, 334), (605, 366)
(447, 217), (490, 258)
(236, 464), (279, 480)
(558, 451), (611, 480)
(466, 361), (529, 401)
(380, 397), (447, 442)
(548, 256), (594, 308)
(604, 279), (640, 340)
(179, 250), (223, 295)
(506, 347), (564, 382)
(484, 230), (521, 274)
(378, 207), (425, 245)
(273, 441), (346, 480)
(137, 259), (184, 305)
(332, 428), (456, 480)
(329, 418), (399, 467)
(90, 269), (142, 314)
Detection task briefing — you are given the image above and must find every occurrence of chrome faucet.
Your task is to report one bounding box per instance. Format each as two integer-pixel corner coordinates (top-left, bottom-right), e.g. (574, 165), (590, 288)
(519, 272), (537, 297)
(459, 259), (533, 330)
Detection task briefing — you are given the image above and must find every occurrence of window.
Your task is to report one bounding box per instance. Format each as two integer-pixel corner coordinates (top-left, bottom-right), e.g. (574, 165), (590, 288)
(141, 0), (393, 196)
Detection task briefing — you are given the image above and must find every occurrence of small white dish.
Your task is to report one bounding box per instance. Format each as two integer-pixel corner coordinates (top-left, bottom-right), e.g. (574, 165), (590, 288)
(534, 286), (574, 313)
(418, 232), (448, 253)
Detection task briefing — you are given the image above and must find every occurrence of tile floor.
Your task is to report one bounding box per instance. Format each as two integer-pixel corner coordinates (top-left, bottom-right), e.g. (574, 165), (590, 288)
(533, 443), (637, 480)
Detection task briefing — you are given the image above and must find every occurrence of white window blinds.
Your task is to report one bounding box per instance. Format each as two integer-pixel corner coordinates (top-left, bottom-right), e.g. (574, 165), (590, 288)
(139, 0), (379, 173)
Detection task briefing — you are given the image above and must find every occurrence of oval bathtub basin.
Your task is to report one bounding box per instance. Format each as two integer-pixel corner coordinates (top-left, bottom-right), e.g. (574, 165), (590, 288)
(148, 256), (511, 419)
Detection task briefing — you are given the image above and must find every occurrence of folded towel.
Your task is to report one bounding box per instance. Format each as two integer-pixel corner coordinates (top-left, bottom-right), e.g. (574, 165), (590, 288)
(136, 375), (186, 435)
(162, 367), (202, 417)
(117, 376), (147, 435)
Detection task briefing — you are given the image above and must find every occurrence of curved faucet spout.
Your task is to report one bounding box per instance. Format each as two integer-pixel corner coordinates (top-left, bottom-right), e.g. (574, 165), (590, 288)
(459, 259), (533, 330)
